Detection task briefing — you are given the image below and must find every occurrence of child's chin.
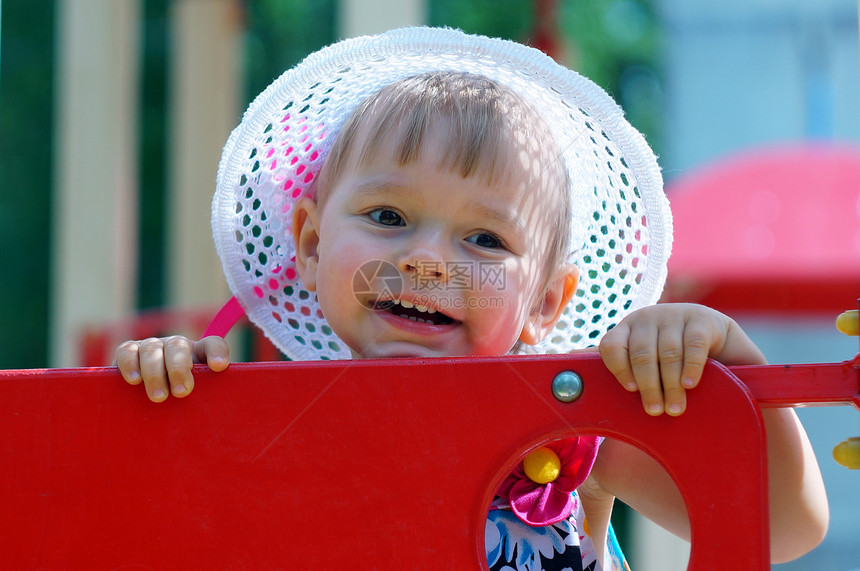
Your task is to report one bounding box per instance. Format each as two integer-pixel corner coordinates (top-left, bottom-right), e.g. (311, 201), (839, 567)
(357, 343), (454, 360)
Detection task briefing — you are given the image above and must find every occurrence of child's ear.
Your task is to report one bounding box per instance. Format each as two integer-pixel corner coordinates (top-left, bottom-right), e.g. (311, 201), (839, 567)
(292, 196), (321, 292)
(519, 266), (579, 345)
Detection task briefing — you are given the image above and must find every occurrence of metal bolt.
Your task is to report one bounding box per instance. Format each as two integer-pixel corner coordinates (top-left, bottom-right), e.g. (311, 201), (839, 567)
(552, 371), (583, 402)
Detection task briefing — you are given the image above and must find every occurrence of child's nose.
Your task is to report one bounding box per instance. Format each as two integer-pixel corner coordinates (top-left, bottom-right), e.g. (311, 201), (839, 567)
(402, 258), (446, 280)
(396, 242), (450, 282)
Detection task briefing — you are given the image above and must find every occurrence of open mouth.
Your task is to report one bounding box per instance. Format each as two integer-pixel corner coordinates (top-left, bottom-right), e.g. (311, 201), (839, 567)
(371, 299), (456, 326)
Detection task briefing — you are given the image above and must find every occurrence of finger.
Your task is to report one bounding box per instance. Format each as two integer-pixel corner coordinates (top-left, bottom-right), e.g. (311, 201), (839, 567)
(115, 340), (143, 385)
(627, 324), (664, 416)
(599, 324), (637, 392)
(137, 338), (170, 402)
(162, 336), (196, 398)
(657, 328), (687, 416)
(193, 336), (231, 372)
(680, 319), (713, 390)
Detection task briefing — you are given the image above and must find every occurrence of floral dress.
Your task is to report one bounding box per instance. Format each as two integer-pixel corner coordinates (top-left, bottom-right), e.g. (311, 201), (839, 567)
(484, 437), (629, 571)
(485, 492), (629, 571)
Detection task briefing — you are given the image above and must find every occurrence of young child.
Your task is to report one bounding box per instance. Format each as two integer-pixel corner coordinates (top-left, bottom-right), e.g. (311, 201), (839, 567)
(116, 27), (827, 570)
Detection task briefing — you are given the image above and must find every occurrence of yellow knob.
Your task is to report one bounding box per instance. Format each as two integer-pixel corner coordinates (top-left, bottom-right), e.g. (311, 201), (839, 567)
(835, 310), (859, 336)
(833, 437), (860, 469)
(523, 447), (561, 484)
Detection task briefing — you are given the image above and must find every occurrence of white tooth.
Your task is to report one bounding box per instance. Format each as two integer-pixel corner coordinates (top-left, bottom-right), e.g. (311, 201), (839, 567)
(408, 316), (417, 321)
(416, 317), (426, 324)
(400, 300), (414, 309)
(414, 303), (429, 313)
(426, 307), (437, 314)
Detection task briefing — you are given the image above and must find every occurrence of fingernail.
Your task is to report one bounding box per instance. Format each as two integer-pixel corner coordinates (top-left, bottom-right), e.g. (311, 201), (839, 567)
(625, 382), (638, 391)
(152, 388), (166, 400)
(682, 378), (695, 388)
(647, 403), (663, 415)
(667, 404), (683, 415)
(173, 384), (187, 395)
(128, 372), (140, 383)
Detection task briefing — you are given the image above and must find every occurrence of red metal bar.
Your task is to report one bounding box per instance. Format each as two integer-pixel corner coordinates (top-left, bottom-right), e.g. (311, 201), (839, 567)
(1, 353), (856, 569)
(733, 361), (860, 409)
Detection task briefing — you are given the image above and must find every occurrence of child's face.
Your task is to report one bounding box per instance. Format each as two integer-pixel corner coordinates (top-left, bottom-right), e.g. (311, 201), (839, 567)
(294, 121), (572, 359)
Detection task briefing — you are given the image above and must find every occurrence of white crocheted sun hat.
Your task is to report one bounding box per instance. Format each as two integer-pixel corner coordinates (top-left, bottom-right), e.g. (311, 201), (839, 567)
(210, 26), (672, 361)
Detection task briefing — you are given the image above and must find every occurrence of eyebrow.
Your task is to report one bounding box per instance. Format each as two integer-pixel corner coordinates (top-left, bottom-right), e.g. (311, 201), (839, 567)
(465, 201), (526, 237)
(348, 178), (405, 202)
(349, 177), (527, 238)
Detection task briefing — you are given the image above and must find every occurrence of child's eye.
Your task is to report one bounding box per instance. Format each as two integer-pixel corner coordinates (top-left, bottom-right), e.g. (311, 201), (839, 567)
(368, 209), (404, 226)
(466, 232), (503, 249)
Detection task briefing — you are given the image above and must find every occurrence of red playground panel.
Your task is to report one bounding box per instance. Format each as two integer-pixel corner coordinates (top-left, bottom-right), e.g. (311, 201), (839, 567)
(1, 353), (858, 569)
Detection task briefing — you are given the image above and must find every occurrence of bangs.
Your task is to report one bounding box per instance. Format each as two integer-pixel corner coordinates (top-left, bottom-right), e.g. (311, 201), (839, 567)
(322, 72), (525, 190)
(357, 73), (511, 182)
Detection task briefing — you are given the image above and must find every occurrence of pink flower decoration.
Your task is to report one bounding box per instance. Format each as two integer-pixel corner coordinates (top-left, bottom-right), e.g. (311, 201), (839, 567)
(496, 436), (600, 526)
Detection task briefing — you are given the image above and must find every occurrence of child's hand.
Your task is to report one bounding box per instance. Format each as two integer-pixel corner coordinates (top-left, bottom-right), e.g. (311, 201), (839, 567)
(115, 336), (230, 402)
(598, 303), (765, 416)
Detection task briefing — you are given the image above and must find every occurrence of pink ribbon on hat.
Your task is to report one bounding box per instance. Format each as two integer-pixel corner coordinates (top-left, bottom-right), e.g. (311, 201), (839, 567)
(496, 436), (599, 526)
(202, 297), (245, 338)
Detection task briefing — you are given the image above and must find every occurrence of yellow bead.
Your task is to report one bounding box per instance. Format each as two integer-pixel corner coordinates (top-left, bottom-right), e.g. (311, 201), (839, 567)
(833, 437), (860, 469)
(523, 447), (561, 484)
(835, 310), (859, 336)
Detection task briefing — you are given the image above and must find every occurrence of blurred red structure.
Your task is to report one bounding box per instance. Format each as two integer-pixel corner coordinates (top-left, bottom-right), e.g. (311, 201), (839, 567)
(531, 0), (561, 60)
(664, 143), (860, 314)
(78, 305), (282, 366)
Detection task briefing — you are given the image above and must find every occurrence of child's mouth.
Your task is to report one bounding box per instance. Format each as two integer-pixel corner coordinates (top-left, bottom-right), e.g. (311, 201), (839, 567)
(371, 299), (456, 326)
